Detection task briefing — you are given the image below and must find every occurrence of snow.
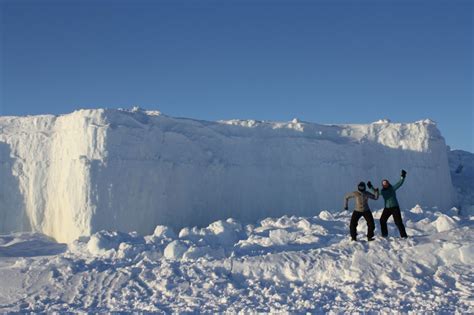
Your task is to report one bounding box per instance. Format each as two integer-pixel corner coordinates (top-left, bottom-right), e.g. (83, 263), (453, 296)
(372, 118), (391, 124)
(432, 214), (458, 232)
(0, 109), (455, 243)
(0, 205), (472, 312)
(410, 204), (424, 214)
(163, 240), (189, 260)
(448, 149), (474, 215)
(85, 230), (144, 257)
(152, 225), (177, 240)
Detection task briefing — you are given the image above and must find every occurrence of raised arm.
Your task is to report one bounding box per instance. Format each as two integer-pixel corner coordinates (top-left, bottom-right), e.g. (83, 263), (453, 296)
(366, 181), (379, 200)
(344, 192), (355, 209)
(368, 188), (379, 200)
(392, 177), (405, 191)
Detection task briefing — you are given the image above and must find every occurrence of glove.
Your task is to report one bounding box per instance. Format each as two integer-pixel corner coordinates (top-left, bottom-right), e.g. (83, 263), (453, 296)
(367, 181), (373, 189)
(401, 169), (407, 178)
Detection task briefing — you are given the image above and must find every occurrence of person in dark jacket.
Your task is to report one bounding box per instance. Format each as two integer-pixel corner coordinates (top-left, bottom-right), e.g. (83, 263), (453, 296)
(379, 169), (408, 238)
(344, 181), (379, 241)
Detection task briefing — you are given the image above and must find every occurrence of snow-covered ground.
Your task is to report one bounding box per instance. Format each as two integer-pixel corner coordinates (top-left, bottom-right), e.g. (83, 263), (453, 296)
(1, 205), (472, 312)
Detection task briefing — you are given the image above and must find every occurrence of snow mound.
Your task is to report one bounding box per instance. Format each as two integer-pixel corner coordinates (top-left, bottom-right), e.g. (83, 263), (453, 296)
(164, 240), (189, 260)
(86, 230), (144, 256)
(0, 109), (455, 242)
(86, 232), (119, 256)
(432, 214), (458, 232)
(410, 204), (424, 214)
(318, 210), (334, 220)
(268, 229), (297, 245)
(206, 219), (244, 246)
(152, 225), (177, 239)
(178, 218), (245, 249)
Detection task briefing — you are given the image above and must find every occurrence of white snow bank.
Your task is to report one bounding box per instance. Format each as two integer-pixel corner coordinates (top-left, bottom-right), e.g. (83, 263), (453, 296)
(67, 205), (467, 262)
(432, 214), (458, 232)
(163, 240), (189, 260)
(448, 149), (474, 215)
(85, 230), (144, 256)
(0, 205), (472, 312)
(0, 109), (455, 242)
(152, 225), (177, 240)
(410, 204), (425, 214)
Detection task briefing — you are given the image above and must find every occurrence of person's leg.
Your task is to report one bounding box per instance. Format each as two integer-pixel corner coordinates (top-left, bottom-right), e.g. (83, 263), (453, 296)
(379, 208), (392, 237)
(392, 207), (408, 238)
(363, 211), (376, 240)
(350, 211), (362, 240)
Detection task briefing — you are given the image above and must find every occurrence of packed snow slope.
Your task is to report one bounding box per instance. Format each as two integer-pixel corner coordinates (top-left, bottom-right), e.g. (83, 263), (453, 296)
(0, 108), (454, 242)
(0, 206), (472, 312)
(449, 149), (474, 215)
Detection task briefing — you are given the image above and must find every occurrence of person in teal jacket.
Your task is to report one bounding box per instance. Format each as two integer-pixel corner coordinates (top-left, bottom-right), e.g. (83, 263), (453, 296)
(380, 169), (408, 238)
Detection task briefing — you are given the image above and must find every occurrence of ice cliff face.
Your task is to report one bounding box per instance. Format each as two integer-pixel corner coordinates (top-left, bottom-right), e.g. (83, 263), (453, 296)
(0, 109), (455, 242)
(0, 111), (107, 242)
(448, 149), (474, 214)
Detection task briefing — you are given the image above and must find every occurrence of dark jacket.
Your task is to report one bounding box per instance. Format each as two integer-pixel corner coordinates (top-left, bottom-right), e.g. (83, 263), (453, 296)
(381, 177), (405, 208)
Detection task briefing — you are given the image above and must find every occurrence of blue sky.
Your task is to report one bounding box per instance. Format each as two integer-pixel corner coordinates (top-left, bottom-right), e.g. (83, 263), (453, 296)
(1, 0), (472, 151)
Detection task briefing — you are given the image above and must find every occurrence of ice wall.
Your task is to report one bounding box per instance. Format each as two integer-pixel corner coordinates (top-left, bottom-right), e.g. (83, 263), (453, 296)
(0, 111), (108, 242)
(0, 109), (455, 242)
(448, 149), (474, 214)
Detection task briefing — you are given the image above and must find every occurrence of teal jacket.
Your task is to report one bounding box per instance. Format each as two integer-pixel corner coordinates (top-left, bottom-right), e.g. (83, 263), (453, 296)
(380, 177), (405, 208)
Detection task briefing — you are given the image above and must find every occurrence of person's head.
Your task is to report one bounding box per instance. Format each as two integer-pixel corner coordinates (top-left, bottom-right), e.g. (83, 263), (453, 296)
(382, 179), (390, 189)
(357, 181), (366, 192)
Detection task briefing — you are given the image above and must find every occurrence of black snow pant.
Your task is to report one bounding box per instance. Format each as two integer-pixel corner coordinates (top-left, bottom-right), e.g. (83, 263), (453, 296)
(350, 210), (375, 240)
(380, 206), (408, 238)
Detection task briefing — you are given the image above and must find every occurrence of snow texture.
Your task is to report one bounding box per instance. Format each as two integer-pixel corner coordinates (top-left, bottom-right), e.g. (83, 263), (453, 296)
(448, 149), (474, 216)
(1, 109), (454, 242)
(0, 206), (472, 312)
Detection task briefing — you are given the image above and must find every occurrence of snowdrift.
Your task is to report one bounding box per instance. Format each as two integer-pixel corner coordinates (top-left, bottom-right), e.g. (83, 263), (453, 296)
(0, 206), (472, 312)
(0, 108), (454, 242)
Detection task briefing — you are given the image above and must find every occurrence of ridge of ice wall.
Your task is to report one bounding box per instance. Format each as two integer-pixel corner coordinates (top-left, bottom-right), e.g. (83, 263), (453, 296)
(0, 109), (455, 242)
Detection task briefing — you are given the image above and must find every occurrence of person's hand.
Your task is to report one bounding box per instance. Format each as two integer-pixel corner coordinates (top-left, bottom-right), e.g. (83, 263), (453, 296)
(367, 181), (373, 189)
(344, 206), (348, 210)
(401, 169), (407, 178)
